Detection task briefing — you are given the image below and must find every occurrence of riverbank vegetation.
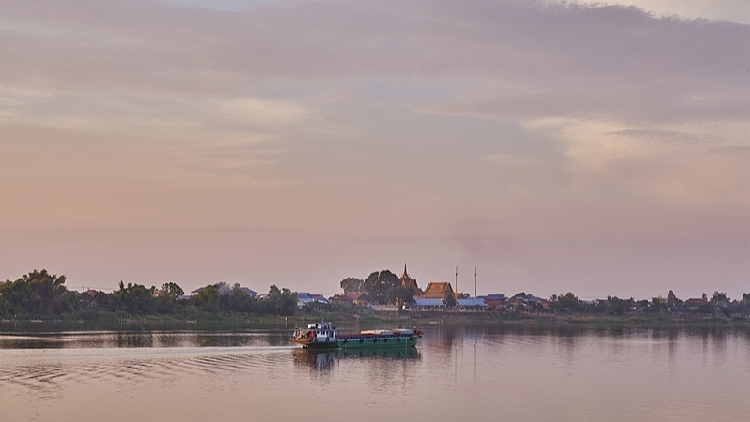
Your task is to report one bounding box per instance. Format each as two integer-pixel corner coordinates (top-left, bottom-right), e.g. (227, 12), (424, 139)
(0, 269), (297, 322)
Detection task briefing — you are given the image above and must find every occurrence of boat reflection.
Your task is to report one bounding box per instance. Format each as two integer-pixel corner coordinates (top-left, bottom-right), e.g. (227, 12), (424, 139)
(293, 346), (421, 371)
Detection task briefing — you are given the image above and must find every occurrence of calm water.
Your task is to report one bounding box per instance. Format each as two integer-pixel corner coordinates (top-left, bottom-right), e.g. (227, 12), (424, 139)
(0, 323), (748, 422)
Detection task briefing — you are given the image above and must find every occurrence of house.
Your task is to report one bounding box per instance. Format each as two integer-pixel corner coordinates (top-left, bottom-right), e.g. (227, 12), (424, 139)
(684, 298), (705, 309)
(479, 294), (507, 310)
(509, 293), (545, 309)
(330, 293), (369, 307)
(456, 298), (488, 308)
(297, 292), (330, 308)
(217, 283), (257, 296)
(191, 284), (257, 297)
(419, 282), (455, 300)
(413, 298), (445, 308)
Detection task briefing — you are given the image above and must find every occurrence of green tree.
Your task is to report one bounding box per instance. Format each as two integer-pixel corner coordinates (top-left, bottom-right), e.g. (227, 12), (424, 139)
(192, 284), (219, 313)
(363, 270), (400, 304)
(262, 285), (297, 316)
(110, 281), (156, 315)
(385, 285), (414, 306)
(651, 296), (667, 313)
(608, 296), (632, 316)
(557, 292), (580, 312)
(220, 283), (258, 313)
(667, 290), (680, 310)
(155, 281), (185, 314)
(160, 282), (184, 299)
(340, 277), (365, 294)
(0, 269), (68, 315)
(444, 294), (457, 307)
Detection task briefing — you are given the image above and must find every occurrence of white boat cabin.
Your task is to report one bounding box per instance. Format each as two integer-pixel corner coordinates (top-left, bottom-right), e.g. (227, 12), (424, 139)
(305, 323), (339, 340)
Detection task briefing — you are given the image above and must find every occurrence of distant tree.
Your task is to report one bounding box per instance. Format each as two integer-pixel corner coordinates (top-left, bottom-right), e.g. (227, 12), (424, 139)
(192, 284), (219, 313)
(160, 282), (184, 299)
(0, 269), (68, 315)
(340, 278), (365, 294)
(444, 294), (457, 308)
(155, 282), (184, 314)
(608, 296), (630, 316)
(221, 283), (258, 313)
(0, 296), (12, 316)
(651, 296), (667, 313)
(710, 292), (731, 317)
(711, 292), (729, 304)
(363, 270), (400, 304)
(385, 285), (414, 306)
(667, 290), (680, 309)
(262, 285), (297, 316)
(110, 281), (156, 315)
(558, 292), (580, 312)
(696, 301), (714, 315)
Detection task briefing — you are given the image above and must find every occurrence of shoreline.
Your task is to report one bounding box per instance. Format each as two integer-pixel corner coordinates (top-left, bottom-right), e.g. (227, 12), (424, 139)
(2, 309), (748, 328)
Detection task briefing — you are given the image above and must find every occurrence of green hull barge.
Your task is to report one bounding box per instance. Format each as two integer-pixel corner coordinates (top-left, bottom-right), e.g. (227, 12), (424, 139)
(291, 323), (423, 350)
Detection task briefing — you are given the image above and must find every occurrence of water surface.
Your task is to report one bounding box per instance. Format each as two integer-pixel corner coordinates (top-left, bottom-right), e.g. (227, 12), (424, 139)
(1, 323), (748, 421)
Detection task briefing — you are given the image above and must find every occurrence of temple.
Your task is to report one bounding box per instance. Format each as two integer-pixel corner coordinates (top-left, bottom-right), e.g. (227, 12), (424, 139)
(419, 282), (455, 300)
(400, 262), (423, 296)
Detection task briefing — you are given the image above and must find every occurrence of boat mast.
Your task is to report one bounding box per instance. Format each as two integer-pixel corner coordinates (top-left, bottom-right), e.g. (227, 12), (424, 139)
(474, 266), (477, 298)
(455, 266), (458, 299)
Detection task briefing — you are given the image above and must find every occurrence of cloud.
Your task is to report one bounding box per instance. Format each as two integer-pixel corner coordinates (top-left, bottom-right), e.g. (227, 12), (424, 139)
(206, 97), (309, 127)
(606, 129), (726, 145)
(0, 0), (747, 296)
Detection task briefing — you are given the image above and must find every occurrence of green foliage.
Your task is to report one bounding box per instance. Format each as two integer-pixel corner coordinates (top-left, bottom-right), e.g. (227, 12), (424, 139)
(260, 285), (297, 316)
(363, 270), (400, 304)
(608, 296), (633, 316)
(193, 284), (219, 313)
(160, 282), (184, 299)
(219, 283), (258, 313)
(340, 277), (364, 294)
(110, 281), (156, 316)
(557, 292), (580, 311)
(155, 282), (186, 314)
(386, 285), (414, 306)
(444, 294), (457, 307)
(711, 292), (729, 304)
(0, 269), (69, 315)
(651, 296), (667, 313)
(667, 290), (680, 308)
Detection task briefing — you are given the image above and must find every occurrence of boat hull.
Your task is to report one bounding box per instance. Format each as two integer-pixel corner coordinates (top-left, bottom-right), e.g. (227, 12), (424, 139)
(291, 337), (418, 350)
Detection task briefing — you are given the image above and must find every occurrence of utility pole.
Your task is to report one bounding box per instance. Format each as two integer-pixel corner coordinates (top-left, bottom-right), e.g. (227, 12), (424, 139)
(455, 266), (458, 298)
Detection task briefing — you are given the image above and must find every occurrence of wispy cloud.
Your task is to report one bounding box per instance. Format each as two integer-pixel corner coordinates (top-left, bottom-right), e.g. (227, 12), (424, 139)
(0, 0), (747, 297)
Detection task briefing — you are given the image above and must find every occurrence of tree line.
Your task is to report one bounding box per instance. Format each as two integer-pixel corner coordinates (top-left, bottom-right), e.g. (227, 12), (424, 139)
(340, 269), (416, 305)
(548, 290), (750, 317)
(0, 269), (298, 319)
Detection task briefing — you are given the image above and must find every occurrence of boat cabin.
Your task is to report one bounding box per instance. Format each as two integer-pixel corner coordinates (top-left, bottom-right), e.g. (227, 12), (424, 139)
(304, 323), (339, 340)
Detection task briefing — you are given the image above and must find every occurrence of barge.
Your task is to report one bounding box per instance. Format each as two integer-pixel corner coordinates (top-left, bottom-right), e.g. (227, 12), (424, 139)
(291, 323), (422, 349)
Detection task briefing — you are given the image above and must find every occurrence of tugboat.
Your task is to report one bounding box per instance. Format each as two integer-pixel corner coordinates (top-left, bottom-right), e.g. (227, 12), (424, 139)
(291, 323), (423, 349)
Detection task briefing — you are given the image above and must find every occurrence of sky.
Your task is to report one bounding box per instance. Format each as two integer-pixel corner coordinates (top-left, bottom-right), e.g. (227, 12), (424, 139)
(0, 0), (748, 300)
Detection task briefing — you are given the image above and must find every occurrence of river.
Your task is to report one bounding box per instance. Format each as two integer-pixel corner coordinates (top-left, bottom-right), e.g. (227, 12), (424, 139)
(1, 323), (748, 421)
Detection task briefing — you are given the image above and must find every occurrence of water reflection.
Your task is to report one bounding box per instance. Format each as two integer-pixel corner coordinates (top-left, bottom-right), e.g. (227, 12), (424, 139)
(0, 326), (294, 349)
(0, 323), (748, 422)
(293, 347), (420, 372)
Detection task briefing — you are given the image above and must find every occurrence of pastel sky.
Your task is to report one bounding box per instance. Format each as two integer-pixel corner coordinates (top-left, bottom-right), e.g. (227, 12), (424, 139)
(1, 0), (748, 300)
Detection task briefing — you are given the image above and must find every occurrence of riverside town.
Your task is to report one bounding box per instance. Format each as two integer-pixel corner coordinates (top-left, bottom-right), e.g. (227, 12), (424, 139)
(1, 265), (748, 323)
